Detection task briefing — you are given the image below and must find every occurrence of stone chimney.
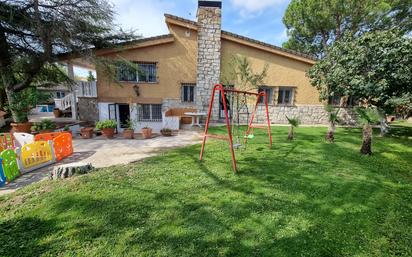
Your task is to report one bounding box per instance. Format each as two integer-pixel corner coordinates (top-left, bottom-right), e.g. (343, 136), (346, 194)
(196, 0), (222, 117)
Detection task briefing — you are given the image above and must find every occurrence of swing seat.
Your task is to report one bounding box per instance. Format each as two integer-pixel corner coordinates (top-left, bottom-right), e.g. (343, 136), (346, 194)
(233, 143), (242, 149)
(244, 134), (255, 139)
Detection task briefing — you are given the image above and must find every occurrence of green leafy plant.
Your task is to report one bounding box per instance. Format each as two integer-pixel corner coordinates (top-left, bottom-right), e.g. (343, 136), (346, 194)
(309, 30), (411, 135)
(355, 107), (380, 155)
(6, 87), (50, 123)
(221, 55), (268, 91)
(123, 119), (134, 130)
(95, 120), (117, 130)
(142, 126), (151, 129)
(63, 125), (70, 131)
(286, 116), (300, 140)
(31, 119), (57, 132)
(325, 105), (340, 143)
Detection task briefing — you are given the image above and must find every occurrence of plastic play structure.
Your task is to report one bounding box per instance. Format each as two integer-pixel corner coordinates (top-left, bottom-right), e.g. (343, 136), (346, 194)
(199, 84), (272, 173)
(0, 131), (73, 185)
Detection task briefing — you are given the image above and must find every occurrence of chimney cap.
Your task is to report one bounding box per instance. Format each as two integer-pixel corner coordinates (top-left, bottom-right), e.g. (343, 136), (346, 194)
(198, 1), (222, 8)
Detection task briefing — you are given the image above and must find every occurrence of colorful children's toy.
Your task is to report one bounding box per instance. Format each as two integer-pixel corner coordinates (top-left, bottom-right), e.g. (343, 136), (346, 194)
(0, 160), (6, 186)
(0, 149), (20, 182)
(13, 132), (34, 148)
(0, 131), (74, 186)
(35, 132), (73, 161)
(0, 133), (15, 151)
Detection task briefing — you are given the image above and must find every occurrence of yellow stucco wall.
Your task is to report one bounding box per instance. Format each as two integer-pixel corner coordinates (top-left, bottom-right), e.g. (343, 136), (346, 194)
(221, 39), (321, 105)
(96, 24), (197, 103)
(96, 21), (320, 106)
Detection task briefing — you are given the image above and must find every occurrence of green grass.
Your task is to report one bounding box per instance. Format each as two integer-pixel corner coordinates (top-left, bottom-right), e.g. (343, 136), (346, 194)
(0, 126), (411, 257)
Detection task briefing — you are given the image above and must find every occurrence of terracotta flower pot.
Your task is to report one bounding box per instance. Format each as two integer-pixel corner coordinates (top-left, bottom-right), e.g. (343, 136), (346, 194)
(141, 128), (152, 139)
(11, 122), (33, 133)
(80, 127), (94, 139)
(161, 130), (173, 137)
(53, 109), (62, 118)
(102, 128), (115, 139)
(123, 129), (134, 139)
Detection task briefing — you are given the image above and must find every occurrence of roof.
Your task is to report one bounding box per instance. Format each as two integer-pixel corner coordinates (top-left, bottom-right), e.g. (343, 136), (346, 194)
(58, 34), (174, 67)
(164, 13), (316, 64)
(95, 34), (174, 56)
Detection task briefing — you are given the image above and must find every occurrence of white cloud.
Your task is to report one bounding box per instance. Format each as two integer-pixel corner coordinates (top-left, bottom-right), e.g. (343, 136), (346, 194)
(110, 0), (176, 37)
(230, 0), (289, 18)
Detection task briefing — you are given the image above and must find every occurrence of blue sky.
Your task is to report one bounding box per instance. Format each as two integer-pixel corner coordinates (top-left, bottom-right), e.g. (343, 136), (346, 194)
(112, 0), (290, 46)
(76, 0), (291, 77)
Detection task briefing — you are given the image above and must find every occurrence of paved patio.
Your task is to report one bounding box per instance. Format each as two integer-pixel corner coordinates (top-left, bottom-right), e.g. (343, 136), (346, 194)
(0, 130), (201, 196)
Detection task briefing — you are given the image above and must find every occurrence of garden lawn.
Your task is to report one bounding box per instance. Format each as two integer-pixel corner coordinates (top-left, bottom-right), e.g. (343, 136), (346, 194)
(0, 127), (411, 257)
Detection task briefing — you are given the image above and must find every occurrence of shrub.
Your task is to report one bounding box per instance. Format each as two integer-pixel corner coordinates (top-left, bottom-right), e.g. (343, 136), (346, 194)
(31, 119), (57, 132)
(95, 120), (117, 130)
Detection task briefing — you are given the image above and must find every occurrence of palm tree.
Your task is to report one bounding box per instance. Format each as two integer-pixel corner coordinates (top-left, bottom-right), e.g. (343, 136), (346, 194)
(355, 107), (380, 155)
(286, 116), (300, 140)
(325, 105), (340, 143)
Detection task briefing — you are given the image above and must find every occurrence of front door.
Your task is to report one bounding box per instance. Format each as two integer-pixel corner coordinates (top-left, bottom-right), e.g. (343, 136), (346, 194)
(118, 104), (130, 131)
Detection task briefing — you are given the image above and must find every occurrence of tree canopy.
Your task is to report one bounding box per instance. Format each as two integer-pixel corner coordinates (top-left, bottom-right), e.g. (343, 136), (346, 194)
(282, 0), (412, 57)
(308, 30), (412, 115)
(0, 0), (136, 121)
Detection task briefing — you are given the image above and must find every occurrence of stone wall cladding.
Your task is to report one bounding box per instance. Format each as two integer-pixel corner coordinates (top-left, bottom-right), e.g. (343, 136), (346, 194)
(196, 6), (221, 120)
(162, 98), (197, 111)
(78, 97), (99, 122)
(236, 105), (357, 125)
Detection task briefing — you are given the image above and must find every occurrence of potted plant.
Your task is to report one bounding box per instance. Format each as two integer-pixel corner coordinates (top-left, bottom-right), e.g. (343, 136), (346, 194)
(8, 88), (47, 133)
(63, 125), (72, 135)
(122, 119), (134, 139)
(141, 126), (152, 139)
(31, 119), (57, 134)
(53, 108), (63, 118)
(96, 120), (117, 139)
(80, 127), (94, 139)
(160, 128), (173, 137)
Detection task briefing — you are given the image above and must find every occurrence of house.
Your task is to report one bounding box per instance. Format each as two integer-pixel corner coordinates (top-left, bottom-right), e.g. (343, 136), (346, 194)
(63, 0), (356, 132)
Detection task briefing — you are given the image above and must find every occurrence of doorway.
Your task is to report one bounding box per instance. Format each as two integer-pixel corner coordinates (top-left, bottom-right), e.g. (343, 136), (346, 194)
(118, 104), (130, 128)
(108, 103), (130, 132)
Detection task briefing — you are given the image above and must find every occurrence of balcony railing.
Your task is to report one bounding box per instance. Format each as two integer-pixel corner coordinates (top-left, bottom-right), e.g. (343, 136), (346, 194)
(54, 81), (97, 111)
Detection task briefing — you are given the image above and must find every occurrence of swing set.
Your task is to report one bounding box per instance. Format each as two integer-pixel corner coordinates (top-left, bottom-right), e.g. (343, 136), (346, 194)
(199, 84), (272, 173)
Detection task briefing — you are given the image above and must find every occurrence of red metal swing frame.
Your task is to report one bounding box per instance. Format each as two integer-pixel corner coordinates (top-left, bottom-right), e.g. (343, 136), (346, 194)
(199, 84), (272, 173)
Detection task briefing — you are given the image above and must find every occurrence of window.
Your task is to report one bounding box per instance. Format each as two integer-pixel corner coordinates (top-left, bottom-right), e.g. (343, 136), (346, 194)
(182, 83), (195, 102)
(138, 104), (162, 121)
(277, 87), (294, 105)
(328, 95), (359, 106)
(258, 86), (273, 104)
(328, 95), (341, 106)
(346, 96), (358, 107)
(117, 63), (137, 82)
(117, 62), (157, 83)
(55, 91), (65, 99)
(137, 63), (157, 82)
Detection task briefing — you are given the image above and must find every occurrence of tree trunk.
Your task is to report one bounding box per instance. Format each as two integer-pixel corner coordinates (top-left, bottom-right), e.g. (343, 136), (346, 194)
(288, 126), (294, 140)
(379, 116), (389, 137)
(326, 123), (335, 143)
(0, 88), (6, 110)
(5, 86), (27, 122)
(360, 124), (372, 155)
